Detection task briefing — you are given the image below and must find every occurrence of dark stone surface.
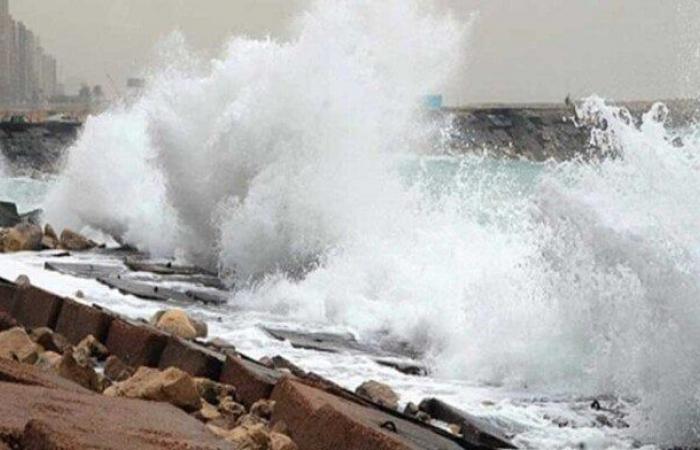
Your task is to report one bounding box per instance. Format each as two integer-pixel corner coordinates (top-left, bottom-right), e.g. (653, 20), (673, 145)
(97, 275), (227, 306)
(11, 285), (63, 330)
(55, 298), (114, 345)
(272, 378), (478, 450)
(219, 354), (282, 408)
(0, 202), (20, 227)
(419, 398), (516, 449)
(264, 327), (427, 376)
(0, 280), (16, 314)
(105, 318), (168, 368)
(159, 336), (224, 379)
(44, 261), (126, 279)
(0, 123), (79, 174)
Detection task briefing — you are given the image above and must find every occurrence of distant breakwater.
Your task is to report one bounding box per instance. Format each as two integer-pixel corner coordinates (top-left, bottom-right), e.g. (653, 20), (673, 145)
(2, 100), (696, 173)
(0, 121), (80, 174)
(438, 99), (698, 161)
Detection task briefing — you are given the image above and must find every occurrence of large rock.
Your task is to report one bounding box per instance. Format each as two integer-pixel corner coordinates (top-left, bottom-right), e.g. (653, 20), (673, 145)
(0, 201), (20, 227)
(0, 381), (236, 449)
(151, 309), (204, 340)
(272, 378), (470, 450)
(355, 380), (400, 410)
(0, 327), (41, 364)
(57, 347), (108, 392)
(41, 224), (59, 249)
(195, 377), (236, 405)
(1, 223), (42, 252)
(104, 355), (135, 382)
(75, 334), (109, 361)
(59, 228), (97, 251)
(30, 327), (69, 354)
(104, 366), (202, 412)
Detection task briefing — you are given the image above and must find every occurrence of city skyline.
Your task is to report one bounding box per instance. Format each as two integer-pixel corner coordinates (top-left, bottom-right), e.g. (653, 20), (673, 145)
(4, 1), (700, 105)
(0, 0), (59, 106)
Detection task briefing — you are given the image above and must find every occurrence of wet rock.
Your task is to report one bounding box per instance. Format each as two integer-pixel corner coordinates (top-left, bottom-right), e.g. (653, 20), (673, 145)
(194, 377), (236, 405)
(260, 355), (306, 377)
(270, 432), (298, 450)
(14, 274), (30, 287)
(57, 347), (108, 393)
(1, 223), (42, 252)
(41, 224), (59, 249)
(190, 317), (208, 339)
(404, 401), (431, 422)
(250, 399), (275, 420)
(0, 201), (20, 227)
(104, 366), (202, 412)
(150, 309), (202, 340)
(0, 327), (41, 364)
(30, 327), (69, 354)
(44, 224), (58, 241)
(103, 355), (134, 382)
(59, 228), (97, 251)
(259, 356), (273, 367)
(418, 397), (516, 449)
(35, 350), (62, 371)
(75, 334), (109, 361)
(355, 380), (399, 410)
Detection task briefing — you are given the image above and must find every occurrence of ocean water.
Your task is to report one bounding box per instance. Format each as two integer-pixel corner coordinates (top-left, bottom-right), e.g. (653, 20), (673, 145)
(2, 0), (700, 447)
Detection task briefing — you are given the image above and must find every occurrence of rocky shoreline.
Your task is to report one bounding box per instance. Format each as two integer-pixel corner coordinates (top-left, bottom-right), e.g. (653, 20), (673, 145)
(0, 204), (516, 449)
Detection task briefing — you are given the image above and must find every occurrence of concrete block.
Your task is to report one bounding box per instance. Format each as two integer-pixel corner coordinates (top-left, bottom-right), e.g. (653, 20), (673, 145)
(55, 298), (114, 345)
(105, 318), (168, 368)
(219, 354), (282, 408)
(159, 336), (224, 379)
(271, 378), (470, 450)
(11, 285), (63, 329)
(0, 280), (16, 314)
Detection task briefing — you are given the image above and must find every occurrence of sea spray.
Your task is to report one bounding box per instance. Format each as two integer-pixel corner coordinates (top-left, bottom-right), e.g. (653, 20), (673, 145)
(41, 0), (700, 445)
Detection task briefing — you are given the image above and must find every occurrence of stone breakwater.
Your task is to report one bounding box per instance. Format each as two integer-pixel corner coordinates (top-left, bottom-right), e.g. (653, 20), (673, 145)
(0, 246), (516, 448)
(0, 121), (80, 174)
(2, 100), (697, 174)
(438, 99), (698, 161)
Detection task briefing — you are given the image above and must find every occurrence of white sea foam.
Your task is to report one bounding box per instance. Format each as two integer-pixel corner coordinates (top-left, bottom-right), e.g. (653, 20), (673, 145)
(42, 0), (700, 445)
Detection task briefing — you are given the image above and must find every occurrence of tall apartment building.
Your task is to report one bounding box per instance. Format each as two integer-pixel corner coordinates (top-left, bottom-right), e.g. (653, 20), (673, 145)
(0, 0), (58, 105)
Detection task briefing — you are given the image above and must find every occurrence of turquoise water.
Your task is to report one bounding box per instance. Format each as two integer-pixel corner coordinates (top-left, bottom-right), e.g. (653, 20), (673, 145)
(0, 176), (51, 212)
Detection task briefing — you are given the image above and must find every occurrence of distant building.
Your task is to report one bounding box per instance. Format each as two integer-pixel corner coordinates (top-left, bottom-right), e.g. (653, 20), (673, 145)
(0, 0), (59, 106)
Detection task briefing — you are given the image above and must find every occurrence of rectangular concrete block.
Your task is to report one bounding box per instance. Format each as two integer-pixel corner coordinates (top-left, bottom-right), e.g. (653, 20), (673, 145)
(219, 354), (282, 408)
(11, 286), (64, 330)
(271, 379), (468, 450)
(0, 280), (16, 314)
(159, 337), (224, 379)
(105, 318), (168, 368)
(55, 298), (114, 345)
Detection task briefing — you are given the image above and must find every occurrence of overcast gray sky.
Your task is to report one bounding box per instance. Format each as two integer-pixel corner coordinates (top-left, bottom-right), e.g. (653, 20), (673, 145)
(9, 0), (700, 104)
